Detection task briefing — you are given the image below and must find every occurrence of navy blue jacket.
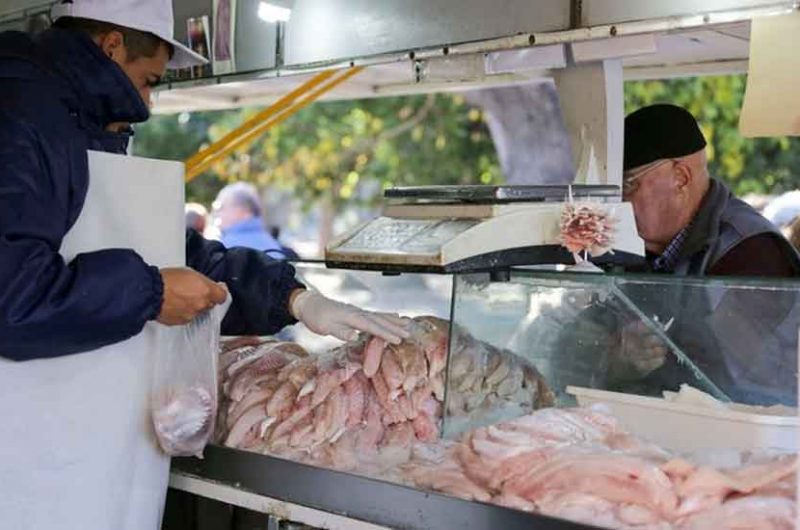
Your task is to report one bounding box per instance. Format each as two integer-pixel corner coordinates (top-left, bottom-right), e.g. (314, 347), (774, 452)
(0, 28), (301, 361)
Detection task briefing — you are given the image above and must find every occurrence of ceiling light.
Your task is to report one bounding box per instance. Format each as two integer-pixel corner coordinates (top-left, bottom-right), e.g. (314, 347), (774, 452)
(258, 2), (291, 23)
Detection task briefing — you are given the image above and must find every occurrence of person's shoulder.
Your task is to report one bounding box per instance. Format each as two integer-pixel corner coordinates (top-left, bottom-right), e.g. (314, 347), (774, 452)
(0, 31), (67, 113)
(712, 233), (799, 277)
(0, 31), (36, 56)
(0, 98), (76, 160)
(0, 112), (39, 146)
(0, 31), (53, 82)
(252, 232), (285, 253)
(720, 193), (779, 238)
(731, 233), (790, 253)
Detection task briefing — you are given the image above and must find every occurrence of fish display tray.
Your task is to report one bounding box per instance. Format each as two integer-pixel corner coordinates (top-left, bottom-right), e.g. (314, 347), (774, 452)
(568, 386), (799, 453)
(171, 444), (601, 530)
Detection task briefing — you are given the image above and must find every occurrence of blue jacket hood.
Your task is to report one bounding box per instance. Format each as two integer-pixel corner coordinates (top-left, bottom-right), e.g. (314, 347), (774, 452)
(0, 28), (149, 128)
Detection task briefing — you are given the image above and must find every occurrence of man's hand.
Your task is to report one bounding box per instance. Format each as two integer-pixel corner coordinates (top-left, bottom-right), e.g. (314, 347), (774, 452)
(609, 321), (669, 381)
(289, 289), (410, 344)
(157, 268), (228, 326)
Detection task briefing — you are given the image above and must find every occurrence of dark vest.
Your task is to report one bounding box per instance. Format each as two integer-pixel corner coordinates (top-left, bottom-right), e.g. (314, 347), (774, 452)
(673, 178), (800, 275)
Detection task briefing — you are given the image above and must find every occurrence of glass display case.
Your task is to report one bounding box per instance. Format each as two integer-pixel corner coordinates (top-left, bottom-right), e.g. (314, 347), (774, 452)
(285, 263), (800, 438)
(170, 264), (799, 530)
(443, 269), (800, 435)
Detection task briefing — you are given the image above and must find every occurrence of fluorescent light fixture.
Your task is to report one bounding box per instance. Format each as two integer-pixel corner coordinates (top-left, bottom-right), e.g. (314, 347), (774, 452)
(258, 2), (291, 23)
(485, 45), (567, 75)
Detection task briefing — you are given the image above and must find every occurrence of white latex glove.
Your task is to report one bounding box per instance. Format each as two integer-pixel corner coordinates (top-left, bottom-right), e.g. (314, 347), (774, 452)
(290, 289), (410, 344)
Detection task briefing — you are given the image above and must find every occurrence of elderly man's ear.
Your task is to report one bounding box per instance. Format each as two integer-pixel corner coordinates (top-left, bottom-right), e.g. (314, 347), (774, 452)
(673, 161), (693, 192)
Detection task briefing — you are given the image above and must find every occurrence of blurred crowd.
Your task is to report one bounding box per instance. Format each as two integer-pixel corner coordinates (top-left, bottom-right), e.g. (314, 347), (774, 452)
(750, 190), (800, 251)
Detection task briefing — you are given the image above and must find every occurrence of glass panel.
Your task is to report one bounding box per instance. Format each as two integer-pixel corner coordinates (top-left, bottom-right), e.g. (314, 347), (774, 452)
(217, 264), (798, 513)
(444, 270), (800, 437)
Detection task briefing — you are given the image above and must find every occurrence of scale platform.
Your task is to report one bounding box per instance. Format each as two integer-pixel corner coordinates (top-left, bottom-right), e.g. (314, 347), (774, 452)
(384, 184), (619, 204)
(325, 185), (645, 273)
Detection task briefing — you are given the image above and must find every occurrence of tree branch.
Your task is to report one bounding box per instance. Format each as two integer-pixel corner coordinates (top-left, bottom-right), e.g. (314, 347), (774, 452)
(340, 94), (437, 163)
(259, 94), (437, 183)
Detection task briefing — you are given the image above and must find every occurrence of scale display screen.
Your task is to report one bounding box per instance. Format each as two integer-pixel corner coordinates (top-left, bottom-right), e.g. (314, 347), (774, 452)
(332, 217), (479, 255)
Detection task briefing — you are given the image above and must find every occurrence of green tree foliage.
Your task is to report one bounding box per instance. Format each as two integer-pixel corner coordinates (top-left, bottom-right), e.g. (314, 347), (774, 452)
(136, 94), (502, 207)
(205, 94), (501, 208)
(625, 75), (800, 195)
(132, 110), (227, 205)
(136, 75), (800, 208)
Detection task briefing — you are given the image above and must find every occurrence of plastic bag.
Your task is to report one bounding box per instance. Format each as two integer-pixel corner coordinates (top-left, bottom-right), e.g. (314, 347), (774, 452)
(152, 296), (231, 457)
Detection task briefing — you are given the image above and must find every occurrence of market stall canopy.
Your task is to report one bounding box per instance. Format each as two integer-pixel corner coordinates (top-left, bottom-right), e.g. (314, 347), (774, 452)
(154, 0), (786, 114)
(151, 18), (750, 115)
(0, 0), (794, 112)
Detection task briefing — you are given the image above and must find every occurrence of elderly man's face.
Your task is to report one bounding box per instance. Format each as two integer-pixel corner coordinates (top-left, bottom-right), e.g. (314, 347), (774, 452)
(623, 159), (691, 253)
(213, 198), (252, 231)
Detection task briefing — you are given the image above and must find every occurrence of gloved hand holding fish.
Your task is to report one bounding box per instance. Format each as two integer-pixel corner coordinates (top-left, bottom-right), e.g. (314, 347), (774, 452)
(290, 289), (411, 344)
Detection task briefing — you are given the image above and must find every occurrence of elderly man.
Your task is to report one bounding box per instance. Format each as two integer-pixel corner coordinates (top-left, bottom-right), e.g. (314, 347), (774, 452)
(623, 104), (800, 276)
(213, 182), (287, 257)
(555, 105), (799, 406)
(609, 104), (800, 404)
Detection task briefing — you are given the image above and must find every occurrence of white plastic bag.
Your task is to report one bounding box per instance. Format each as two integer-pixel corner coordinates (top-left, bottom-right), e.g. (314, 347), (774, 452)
(152, 296), (230, 457)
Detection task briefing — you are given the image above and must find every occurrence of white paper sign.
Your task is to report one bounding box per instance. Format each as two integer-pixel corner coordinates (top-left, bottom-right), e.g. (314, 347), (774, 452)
(739, 12), (800, 138)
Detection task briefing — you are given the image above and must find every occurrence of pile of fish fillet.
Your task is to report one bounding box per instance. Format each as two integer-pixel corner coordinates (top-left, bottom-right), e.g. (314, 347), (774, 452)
(216, 316), (796, 530)
(218, 315), (552, 475)
(404, 405), (796, 529)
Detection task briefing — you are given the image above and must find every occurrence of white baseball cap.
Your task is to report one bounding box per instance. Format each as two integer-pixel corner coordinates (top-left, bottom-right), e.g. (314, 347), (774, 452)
(51, 0), (208, 69)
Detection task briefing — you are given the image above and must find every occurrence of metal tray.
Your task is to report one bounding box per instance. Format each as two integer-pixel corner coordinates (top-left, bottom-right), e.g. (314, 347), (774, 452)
(171, 445), (602, 530)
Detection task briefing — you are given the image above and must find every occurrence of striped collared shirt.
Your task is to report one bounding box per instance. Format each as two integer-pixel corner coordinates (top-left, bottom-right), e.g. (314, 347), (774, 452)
(652, 224), (693, 272)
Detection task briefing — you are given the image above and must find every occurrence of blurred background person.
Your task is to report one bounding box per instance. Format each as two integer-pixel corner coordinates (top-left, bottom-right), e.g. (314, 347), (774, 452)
(269, 226), (300, 260)
(785, 215), (800, 252)
(212, 182), (291, 259)
(184, 202), (208, 235)
(763, 190), (800, 230)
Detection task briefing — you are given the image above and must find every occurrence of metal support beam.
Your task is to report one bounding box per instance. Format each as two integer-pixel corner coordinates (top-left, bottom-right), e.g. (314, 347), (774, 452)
(171, 447), (596, 530)
(553, 59), (624, 187)
(184, 67), (363, 181)
(570, 0), (583, 29)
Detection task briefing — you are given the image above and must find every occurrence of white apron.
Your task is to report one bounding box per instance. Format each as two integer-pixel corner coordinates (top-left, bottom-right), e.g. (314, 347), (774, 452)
(0, 151), (185, 530)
